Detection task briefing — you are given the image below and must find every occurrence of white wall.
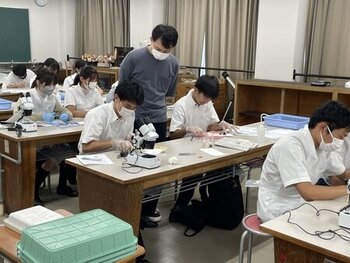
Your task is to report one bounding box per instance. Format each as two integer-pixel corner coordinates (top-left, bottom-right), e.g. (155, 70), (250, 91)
(0, 0), (75, 66)
(254, 0), (308, 81)
(1, 0), (310, 79)
(130, 0), (164, 49)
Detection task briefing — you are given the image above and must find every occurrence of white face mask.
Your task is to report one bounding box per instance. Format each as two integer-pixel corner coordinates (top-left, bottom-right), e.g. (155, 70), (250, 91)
(151, 48), (170, 60)
(43, 85), (55, 96)
(88, 81), (98, 90)
(319, 126), (344, 152)
(119, 107), (135, 119)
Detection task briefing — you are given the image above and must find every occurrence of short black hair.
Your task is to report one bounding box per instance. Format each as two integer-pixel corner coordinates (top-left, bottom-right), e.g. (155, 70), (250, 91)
(13, 64), (27, 77)
(194, 75), (219, 99)
(151, 24), (178, 49)
(73, 65), (98, 85)
(44, 57), (60, 73)
(309, 100), (350, 131)
(74, 60), (87, 70)
(31, 67), (57, 88)
(114, 80), (144, 106)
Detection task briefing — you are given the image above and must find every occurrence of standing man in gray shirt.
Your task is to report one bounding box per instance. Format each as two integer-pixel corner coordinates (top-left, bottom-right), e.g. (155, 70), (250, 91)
(119, 24), (179, 142)
(119, 24), (179, 262)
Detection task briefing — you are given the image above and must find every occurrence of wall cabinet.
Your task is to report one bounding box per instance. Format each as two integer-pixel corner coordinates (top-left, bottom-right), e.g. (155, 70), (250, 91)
(175, 80), (227, 118)
(234, 79), (350, 125)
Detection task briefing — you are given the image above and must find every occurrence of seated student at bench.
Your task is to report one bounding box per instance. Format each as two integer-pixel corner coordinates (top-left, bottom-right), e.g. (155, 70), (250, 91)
(4, 64), (36, 89)
(168, 74), (236, 221)
(21, 68), (76, 204)
(62, 60), (87, 90)
(257, 100), (350, 223)
(78, 79), (143, 154)
(65, 66), (104, 118)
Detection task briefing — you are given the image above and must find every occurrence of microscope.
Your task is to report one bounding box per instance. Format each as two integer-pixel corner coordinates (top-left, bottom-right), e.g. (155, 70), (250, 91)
(15, 92), (37, 132)
(125, 117), (161, 169)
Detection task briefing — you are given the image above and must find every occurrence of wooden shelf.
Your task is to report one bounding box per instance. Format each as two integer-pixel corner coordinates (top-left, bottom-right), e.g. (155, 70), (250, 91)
(234, 79), (349, 125)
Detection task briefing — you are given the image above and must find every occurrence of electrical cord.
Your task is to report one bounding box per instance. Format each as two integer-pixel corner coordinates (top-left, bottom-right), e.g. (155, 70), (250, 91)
(121, 151), (144, 174)
(283, 203), (350, 241)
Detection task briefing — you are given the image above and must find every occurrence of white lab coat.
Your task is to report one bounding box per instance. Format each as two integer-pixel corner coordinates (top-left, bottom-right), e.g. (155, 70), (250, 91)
(257, 127), (327, 222)
(4, 69), (36, 89)
(169, 89), (219, 135)
(62, 72), (77, 90)
(64, 83), (103, 112)
(78, 102), (134, 153)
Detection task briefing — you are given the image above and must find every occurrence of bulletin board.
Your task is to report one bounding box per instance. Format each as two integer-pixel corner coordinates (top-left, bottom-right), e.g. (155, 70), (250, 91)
(0, 7), (31, 62)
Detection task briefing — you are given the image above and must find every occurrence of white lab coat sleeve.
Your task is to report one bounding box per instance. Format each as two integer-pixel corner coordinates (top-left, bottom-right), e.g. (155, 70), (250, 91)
(64, 89), (76, 107)
(169, 102), (186, 132)
(274, 141), (311, 188)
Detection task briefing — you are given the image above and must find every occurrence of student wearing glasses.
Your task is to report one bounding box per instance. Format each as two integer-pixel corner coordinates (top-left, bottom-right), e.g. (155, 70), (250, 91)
(257, 100), (350, 223)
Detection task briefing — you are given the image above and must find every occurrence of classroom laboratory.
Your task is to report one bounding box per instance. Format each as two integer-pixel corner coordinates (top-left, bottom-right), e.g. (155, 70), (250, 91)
(0, 1), (350, 263)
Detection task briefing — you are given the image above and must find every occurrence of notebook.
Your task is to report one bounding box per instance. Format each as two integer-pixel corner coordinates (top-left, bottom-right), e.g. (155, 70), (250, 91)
(214, 138), (258, 152)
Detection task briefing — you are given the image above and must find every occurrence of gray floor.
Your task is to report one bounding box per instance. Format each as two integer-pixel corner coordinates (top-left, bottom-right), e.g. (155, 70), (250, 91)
(0, 168), (273, 263)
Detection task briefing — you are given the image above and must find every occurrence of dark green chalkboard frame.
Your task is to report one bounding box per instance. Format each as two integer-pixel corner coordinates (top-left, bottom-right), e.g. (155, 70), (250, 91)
(0, 7), (31, 62)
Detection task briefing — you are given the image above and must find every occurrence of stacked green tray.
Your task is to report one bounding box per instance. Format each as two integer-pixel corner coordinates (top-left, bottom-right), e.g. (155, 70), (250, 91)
(17, 209), (137, 263)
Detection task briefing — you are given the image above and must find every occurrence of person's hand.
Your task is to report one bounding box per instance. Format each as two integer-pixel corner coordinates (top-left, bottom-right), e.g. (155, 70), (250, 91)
(186, 126), (204, 137)
(42, 112), (55, 122)
(219, 121), (238, 134)
(59, 113), (69, 122)
(112, 139), (133, 152)
(7, 81), (25, 88)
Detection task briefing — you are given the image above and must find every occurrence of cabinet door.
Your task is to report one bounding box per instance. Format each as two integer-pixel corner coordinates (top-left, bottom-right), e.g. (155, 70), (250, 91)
(175, 83), (193, 101)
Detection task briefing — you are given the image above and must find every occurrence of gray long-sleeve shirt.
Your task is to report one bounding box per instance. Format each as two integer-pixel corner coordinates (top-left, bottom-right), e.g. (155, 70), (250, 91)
(119, 46), (179, 123)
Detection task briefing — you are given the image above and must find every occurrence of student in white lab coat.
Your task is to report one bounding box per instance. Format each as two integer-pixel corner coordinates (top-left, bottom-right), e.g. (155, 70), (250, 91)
(257, 100), (350, 222)
(78, 79), (143, 154)
(168, 75), (236, 222)
(27, 68), (76, 205)
(62, 60), (86, 90)
(65, 66), (104, 117)
(4, 64), (36, 89)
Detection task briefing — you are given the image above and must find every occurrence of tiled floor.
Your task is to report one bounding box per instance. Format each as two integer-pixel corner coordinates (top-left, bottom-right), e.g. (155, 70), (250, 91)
(0, 169), (273, 263)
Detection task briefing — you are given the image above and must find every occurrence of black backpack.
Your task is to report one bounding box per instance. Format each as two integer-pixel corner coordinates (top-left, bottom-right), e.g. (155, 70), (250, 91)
(205, 175), (244, 230)
(172, 199), (207, 237)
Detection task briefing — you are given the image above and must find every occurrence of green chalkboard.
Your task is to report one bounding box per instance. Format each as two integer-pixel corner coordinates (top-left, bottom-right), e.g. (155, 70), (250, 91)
(0, 7), (31, 62)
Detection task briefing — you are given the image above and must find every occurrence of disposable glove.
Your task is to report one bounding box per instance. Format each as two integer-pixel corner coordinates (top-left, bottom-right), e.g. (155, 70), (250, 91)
(112, 139), (133, 152)
(42, 112), (55, 122)
(59, 113), (69, 122)
(219, 121), (238, 134)
(186, 126), (204, 137)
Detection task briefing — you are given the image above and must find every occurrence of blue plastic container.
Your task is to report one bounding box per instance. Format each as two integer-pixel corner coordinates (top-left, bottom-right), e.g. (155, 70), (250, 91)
(263, 113), (309, 130)
(0, 98), (12, 110)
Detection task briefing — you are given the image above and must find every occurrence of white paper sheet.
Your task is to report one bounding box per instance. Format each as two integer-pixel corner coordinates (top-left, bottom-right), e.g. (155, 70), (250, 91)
(76, 154), (113, 165)
(200, 148), (225, 156)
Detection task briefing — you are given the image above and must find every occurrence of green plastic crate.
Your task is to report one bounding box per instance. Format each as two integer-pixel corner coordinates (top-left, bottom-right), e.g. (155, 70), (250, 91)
(17, 209), (137, 263)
